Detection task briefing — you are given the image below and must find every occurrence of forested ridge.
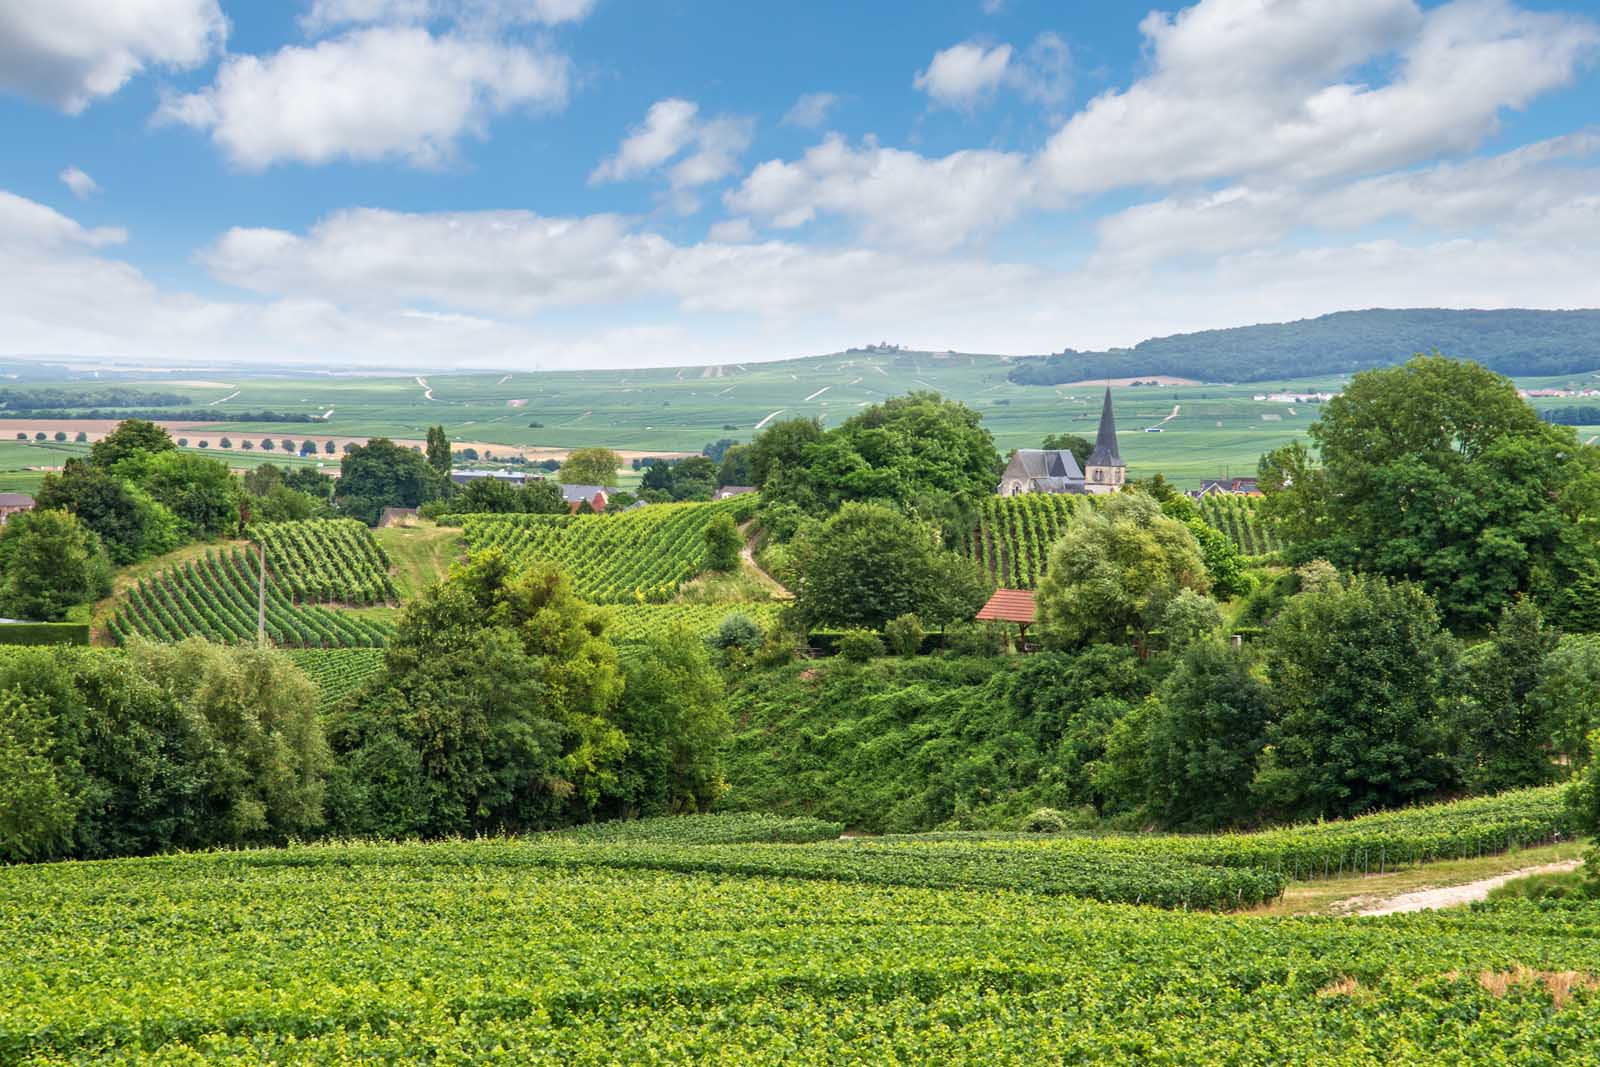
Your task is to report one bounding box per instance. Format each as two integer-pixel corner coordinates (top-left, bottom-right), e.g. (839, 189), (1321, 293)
(1008, 308), (1600, 385)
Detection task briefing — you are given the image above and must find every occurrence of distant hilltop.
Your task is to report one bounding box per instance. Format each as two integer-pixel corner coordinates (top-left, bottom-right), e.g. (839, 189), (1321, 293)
(1006, 308), (1600, 387)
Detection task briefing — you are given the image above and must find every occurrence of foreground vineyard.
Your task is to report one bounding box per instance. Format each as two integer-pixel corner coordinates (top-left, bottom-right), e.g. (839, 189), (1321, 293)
(253, 519), (399, 605)
(6, 814), (1599, 1065)
(460, 500), (743, 603)
(108, 548), (391, 648)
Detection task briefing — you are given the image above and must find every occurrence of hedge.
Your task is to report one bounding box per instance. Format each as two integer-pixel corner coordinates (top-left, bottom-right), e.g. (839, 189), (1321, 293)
(0, 622), (91, 646)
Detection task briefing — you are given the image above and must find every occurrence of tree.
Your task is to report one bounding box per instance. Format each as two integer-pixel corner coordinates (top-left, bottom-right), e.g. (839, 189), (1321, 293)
(456, 477), (521, 513)
(1041, 433), (1092, 470)
(558, 447), (622, 487)
(640, 459), (675, 496)
(670, 455), (717, 501)
(219, 437), (232, 449)
(34, 459), (182, 564)
(1529, 634), (1600, 767)
(522, 479), (567, 514)
(1035, 493), (1210, 653)
(791, 503), (988, 631)
(717, 444), (754, 487)
(1256, 576), (1458, 820)
(53, 431), (66, 443)
(607, 629), (731, 816)
(323, 440), (336, 455)
(1144, 641), (1272, 830)
(1159, 589), (1222, 653)
(73, 431), (87, 443)
(336, 437), (444, 525)
(0, 509), (112, 620)
(1259, 355), (1600, 630)
(261, 439), (275, 451)
(425, 425), (451, 475)
(1455, 600), (1560, 792)
(704, 513), (741, 571)
(749, 417), (822, 489)
(115, 451), (241, 540)
(327, 553), (626, 837)
(0, 690), (82, 861)
(90, 419), (174, 467)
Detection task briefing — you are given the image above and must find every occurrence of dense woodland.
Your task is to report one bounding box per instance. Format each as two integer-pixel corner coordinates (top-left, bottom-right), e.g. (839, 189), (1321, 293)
(1008, 308), (1600, 385)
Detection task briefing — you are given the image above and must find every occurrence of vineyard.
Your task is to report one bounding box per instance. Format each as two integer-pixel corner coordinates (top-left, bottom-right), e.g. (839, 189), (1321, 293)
(286, 648), (387, 707)
(107, 547), (392, 648)
(603, 602), (784, 644)
(253, 519), (399, 604)
(963, 494), (1088, 588)
(1198, 493), (1281, 555)
(460, 500), (743, 603)
(7, 792), (1600, 1064)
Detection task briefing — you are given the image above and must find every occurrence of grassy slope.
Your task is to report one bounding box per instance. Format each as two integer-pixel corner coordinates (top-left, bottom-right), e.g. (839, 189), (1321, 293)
(374, 521), (465, 601)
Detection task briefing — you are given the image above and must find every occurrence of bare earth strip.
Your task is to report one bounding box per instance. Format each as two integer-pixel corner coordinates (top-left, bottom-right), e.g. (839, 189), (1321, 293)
(1354, 860), (1582, 916)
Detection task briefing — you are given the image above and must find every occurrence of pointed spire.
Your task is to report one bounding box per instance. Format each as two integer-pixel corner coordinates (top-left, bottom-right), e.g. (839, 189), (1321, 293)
(1087, 386), (1122, 468)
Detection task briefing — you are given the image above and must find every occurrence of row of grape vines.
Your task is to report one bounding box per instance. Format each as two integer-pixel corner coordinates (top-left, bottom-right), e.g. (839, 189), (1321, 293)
(962, 494), (1087, 589)
(107, 548), (392, 648)
(253, 519), (398, 605)
(603, 603), (784, 644)
(1199, 494), (1281, 555)
(286, 648), (387, 707)
(460, 500), (743, 603)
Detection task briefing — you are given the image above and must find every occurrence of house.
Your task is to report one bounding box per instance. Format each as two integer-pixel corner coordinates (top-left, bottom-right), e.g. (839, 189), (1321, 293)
(0, 493), (34, 524)
(560, 484), (608, 513)
(714, 485), (757, 500)
(1198, 477), (1260, 496)
(997, 449), (1085, 496)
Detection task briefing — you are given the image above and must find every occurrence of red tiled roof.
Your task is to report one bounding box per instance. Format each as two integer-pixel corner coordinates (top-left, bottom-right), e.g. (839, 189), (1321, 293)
(975, 588), (1036, 624)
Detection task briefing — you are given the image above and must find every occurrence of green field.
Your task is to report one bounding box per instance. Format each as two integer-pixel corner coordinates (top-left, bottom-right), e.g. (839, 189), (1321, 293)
(2, 793), (1594, 1065)
(7, 355), (1600, 486)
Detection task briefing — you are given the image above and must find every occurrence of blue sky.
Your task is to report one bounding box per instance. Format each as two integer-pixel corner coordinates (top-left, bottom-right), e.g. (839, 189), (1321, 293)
(2, 0), (1598, 369)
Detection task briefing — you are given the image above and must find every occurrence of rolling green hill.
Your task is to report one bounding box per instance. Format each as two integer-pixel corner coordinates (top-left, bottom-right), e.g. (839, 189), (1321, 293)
(1008, 308), (1600, 385)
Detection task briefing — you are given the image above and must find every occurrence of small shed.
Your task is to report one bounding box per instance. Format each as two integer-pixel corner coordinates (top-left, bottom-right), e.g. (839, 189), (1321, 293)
(975, 588), (1037, 640)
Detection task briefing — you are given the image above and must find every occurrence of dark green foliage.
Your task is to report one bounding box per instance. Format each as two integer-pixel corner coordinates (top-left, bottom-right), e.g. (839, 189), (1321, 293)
(791, 503), (989, 631)
(558, 447), (622, 487)
(716, 444), (753, 487)
(722, 649), (1152, 832)
(670, 456), (717, 501)
(885, 613), (925, 656)
(0, 509), (112, 621)
(1008, 308), (1600, 385)
(336, 437), (445, 525)
(836, 628), (885, 662)
(554, 811), (841, 844)
(1144, 641), (1272, 830)
(1260, 355), (1600, 631)
(1256, 577), (1459, 821)
(1455, 600), (1560, 792)
(88, 418), (175, 467)
(703, 512), (741, 571)
(425, 425), (451, 476)
(0, 623), (89, 646)
(705, 612), (765, 666)
(32, 459), (180, 563)
(328, 552), (626, 838)
(749, 417), (823, 489)
(115, 450), (242, 540)
(0, 689), (80, 861)
(0, 387), (190, 411)
(608, 631), (731, 816)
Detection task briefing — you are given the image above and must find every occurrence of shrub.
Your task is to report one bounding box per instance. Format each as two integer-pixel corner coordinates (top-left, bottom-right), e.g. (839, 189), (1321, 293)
(836, 629), (885, 662)
(703, 513), (741, 572)
(706, 612), (765, 665)
(1021, 807), (1068, 833)
(942, 621), (1001, 657)
(884, 613), (925, 657)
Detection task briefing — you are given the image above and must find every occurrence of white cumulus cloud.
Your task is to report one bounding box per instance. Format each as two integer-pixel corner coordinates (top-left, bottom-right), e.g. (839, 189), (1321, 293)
(591, 99), (753, 212)
(155, 26), (570, 169)
(782, 92), (839, 128)
(0, 0), (226, 113)
(58, 166), (101, 199)
(300, 0), (596, 33)
(914, 41), (1013, 110)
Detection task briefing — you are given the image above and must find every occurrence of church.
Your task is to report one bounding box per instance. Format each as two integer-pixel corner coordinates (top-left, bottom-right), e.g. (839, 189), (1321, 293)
(996, 387), (1125, 496)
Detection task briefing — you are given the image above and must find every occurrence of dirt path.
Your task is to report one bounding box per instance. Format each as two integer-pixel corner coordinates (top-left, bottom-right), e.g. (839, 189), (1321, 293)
(1354, 860), (1581, 917)
(740, 525), (791, 599)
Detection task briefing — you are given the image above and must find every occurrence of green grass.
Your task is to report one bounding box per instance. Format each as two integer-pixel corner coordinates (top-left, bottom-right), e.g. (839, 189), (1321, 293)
(373, 521), (465, 600)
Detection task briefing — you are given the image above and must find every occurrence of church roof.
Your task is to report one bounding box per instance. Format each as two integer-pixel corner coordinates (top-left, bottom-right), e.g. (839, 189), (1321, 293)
(1087, 387), (1123, 468)
(1007, 449), (1084, 481)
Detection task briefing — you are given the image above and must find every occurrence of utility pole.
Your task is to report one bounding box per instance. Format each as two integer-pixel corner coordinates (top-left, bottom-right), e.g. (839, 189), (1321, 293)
(257, 542), (267, 647)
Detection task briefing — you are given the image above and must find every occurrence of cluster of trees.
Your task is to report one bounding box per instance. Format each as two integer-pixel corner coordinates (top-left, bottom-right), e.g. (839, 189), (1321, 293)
(0, 554), (736, 860)
(1258, 356), (1600, 631)
(0, 387), (191, 410)
(1008, 309), (1600, 386)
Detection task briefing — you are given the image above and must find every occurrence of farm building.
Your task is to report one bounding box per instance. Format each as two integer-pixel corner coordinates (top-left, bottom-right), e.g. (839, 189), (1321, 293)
(714, 485), (756, 500)
(449, 469), (527, 487)
(561, 485), (608, 512)
(1197, 477), (1261, 496)
(0, 493), (35, 524)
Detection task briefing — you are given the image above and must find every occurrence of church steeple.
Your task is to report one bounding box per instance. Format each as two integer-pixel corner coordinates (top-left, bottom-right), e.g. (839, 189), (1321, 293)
(1084, 386), (1125, 493)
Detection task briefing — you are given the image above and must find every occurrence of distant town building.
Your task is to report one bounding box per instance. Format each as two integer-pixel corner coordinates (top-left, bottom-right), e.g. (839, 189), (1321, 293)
(1198, 477), (1261, 496)
(449, 469), (527, 486)
(560, 485), (608, 513)
(0, 493), (35, 524)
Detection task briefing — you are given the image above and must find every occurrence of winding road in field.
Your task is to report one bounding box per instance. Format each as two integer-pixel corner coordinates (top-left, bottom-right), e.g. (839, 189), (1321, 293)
(1355, 860), (1581, 916)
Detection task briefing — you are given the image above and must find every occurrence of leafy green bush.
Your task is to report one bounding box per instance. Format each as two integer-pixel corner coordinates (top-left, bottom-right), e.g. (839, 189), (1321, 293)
(836, 629), (885, 662)
(884, 613), (925, 657)
(0, 623), (90, 646)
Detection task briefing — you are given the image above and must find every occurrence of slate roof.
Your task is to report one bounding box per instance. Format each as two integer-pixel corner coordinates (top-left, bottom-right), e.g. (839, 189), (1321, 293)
(998, 449), (1085, 494)
(0, 493), (34, 507)
(976, 588), (1037, 625)
(1087, 387), (1122, 469)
